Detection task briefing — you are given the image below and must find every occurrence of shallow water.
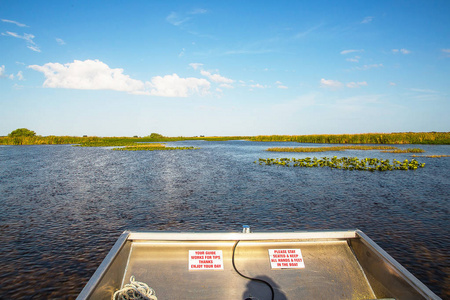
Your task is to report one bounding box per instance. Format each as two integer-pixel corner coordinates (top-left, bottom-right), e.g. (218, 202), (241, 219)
(0, 141), (449, 299)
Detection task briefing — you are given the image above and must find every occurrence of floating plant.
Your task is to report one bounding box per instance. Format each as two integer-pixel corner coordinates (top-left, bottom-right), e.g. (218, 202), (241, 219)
(381, 148), (425, 153)
(112, 144), (199, 151)
(266, 145), (399, 152)
(255, 156), (425, 171)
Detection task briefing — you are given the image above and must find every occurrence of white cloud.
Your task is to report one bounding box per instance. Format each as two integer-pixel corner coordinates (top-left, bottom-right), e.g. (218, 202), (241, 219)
(2, 31), (40, 52)
(27, 45), (41, 52)
(356, 64), (383, 70)
(346, 56), (360, 62)
(340, 49), (363, 55)
(320, 78), (343, 89)
(148, 73), (210, 97)
(200, 70), (234, 84)
(441, 49), (450, 57)
(389, 82), (397, 86)
(29, 59), (211, 97)
(219, 83), (234, 89)
(17, 71), (24, 80)
(0, 65), (5, 77)
(275, 81), (288, 89)
(1, 19), (28, 27)
(29, 59), (145, 93)
(189, 63), (203, 70)
(178, 48), (185, 57)
(249, 83), (267, 89)
(392, 48), (411, 54)
(361, 16), (374, 24)
(190, 8), (207, 15)
(56, 38), (65, 45)
(346, 81), (368, 88)
(166, 12), (190, 26)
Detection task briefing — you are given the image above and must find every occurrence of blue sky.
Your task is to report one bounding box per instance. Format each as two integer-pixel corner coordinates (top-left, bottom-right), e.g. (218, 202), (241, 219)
(1, 0), (449, 137)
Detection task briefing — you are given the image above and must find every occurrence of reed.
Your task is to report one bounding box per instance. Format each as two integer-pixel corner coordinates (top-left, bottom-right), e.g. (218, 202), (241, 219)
(112, 145), (199, 151)
(256, 156), (425, 171)
(267, 145), (398, 152)
(250, 132), (450, 144)
(411, 155), (450, 158)
(382, 148), (425, 153)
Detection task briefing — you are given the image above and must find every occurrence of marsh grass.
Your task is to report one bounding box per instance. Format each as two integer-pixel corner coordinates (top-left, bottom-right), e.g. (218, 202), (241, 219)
(267, 145), (399, 152)
(112, 144), (199, 151)
(1, 131), (449, 146)
(251, 132), (450, 144)
(411, 155), (450, 158)
(382, 148), (425, 153)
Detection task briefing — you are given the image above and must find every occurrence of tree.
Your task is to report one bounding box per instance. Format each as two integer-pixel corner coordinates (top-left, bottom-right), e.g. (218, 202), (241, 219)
(149, 133), (164, 139)
(8, 128), (36, 137)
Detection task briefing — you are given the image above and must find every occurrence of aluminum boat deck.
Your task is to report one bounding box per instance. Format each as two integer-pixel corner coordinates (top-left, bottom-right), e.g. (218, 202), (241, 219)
(77, 229), (439, 300)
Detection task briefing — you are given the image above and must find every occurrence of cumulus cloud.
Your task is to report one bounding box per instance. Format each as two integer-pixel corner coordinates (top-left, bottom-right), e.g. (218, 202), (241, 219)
(28, 59), (211, 97)
(361, 16), (374, 24)
(200, 70), (234, 84)
(340, 49), (363, 55)
(392, 48), (411, 54)
(1, 19), (28, 27)
(346, 81), (368, 88)
(320, 78), (343, 89)
(2, 31), (40, 52)
(148, 74), (210, 97)
(0, 65), (21, 80)
(29, 60), (145, 92)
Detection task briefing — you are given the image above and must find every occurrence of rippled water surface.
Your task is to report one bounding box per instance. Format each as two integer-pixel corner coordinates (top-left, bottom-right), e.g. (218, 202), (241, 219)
(0, 141), (449, 299)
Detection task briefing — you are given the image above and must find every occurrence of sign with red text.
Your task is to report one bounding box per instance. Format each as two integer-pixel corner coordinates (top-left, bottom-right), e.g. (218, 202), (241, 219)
(268, 249), (305, 269)
(189, 250), (224, 270)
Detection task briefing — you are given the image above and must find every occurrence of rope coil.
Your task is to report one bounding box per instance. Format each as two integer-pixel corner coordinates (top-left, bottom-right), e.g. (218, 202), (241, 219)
(113, 276), (157, 300)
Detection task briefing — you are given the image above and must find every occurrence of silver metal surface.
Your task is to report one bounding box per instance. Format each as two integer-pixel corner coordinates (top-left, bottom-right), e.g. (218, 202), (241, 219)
(352, 230), (440, 300)
(242, 225), (251, 233)
(77, 229), (441, 300)
(76, 231), (131, 300)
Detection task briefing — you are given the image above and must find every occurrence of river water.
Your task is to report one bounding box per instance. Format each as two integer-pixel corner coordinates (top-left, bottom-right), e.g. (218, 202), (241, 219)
(0, 141), (448, 299)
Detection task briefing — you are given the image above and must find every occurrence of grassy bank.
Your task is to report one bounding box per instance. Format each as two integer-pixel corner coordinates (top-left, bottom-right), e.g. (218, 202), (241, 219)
(250, 132), (450, 144)
(1, 132), (449, 146)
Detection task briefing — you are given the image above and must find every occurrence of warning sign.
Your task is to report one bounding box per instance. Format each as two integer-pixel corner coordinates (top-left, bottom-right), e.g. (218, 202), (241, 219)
(189, 250), (224, 270)
(268, 249), (305, 269)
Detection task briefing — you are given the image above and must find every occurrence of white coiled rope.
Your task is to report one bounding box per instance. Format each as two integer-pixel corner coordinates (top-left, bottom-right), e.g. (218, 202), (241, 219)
(112, 276), (157, 300)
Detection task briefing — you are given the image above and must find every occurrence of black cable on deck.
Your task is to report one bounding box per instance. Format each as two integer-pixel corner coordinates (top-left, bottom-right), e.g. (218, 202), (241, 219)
(232, 240), (275, 300)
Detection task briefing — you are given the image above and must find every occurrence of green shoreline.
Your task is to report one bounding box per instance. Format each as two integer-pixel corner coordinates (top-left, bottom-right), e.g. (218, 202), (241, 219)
(1, 132), (449, 146)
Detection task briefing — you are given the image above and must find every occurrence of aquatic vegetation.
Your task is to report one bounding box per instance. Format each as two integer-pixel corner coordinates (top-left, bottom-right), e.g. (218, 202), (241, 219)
(382, 148), (425, 153)
(255, 156), (425, 171)
(411, 155), (450, 158)
(251, 132), (450, 145)
(1, 130), (449, 146)
(267, 145), (398, 152)
(112, 144), (199, 151)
